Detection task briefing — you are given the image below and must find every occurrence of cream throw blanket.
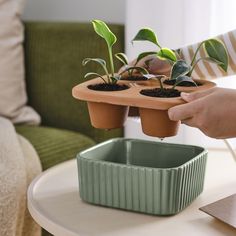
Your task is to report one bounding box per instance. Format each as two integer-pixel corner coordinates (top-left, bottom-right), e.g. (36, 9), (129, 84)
(0, 117), (42, 236)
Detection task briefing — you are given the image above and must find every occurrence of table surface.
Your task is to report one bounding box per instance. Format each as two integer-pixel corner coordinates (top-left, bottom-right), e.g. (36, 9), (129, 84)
(28, 149), (236, 236)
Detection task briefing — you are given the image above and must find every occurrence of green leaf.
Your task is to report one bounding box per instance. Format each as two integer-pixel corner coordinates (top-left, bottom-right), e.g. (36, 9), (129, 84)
(122, 66), (149, 75)
(82, 57), (109, 75)
(82, 57), (106, 67)
(115, 53), (128, 65)
(204, 39), (228, 72)
(84, 72), (107, 83)
(157, 48), (177, 62)
(201, 57), (224, 66)
(136, 51), (157, 65)
(92, 20), (117, 47)
(174, 75), (197, 88)
(132, 28), (161, 48)
(82, 57), (110, 82)
(170, 60), (191, 80)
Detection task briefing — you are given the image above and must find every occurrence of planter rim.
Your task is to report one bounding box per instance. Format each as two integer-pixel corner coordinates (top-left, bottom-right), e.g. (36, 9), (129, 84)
(72, 77), (216, 110)
(78, 138), (208, 170)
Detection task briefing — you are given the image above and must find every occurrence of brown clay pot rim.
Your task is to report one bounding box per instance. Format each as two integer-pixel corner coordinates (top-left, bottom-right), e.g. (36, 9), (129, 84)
(72, 77), (216, 110)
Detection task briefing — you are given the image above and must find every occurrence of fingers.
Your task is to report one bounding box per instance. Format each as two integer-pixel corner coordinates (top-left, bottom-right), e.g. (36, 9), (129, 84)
(168, 103), (193, 121)
(170, 88), (217, 121)
(168, 100), (201, 121)
(181, 118), (196, 127)
(147, 57), (171, 76)
(181, 87), (216, 102)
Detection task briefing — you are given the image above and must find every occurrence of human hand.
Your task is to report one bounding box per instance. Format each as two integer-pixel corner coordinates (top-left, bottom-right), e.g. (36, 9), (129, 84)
(168, 87), (236, 139)
(118, 55), (171, 76)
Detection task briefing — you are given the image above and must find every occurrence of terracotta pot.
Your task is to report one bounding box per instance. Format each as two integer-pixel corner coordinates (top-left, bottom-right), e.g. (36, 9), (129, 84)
(87, 101), (128, 129)
(139, 108), (180, 138)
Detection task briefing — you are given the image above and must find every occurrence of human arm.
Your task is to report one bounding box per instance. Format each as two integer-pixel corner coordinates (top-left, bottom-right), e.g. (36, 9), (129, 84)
(168, 88), (236, 139)
(179, 29), (236, 79)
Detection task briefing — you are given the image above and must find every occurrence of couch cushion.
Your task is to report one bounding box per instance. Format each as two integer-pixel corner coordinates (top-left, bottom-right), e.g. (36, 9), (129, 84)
(0, 0), (40, 124)
(15, 125), (95, 170)
(23, 22), (124, 142)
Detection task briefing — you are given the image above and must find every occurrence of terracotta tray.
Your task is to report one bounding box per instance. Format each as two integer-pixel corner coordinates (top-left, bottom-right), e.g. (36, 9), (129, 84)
(72, 78), (216, 138)
(72, 78), (215, 110)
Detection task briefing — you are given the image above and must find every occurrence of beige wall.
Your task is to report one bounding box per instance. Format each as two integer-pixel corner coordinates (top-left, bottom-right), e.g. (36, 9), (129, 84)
(23, 0), (125, 24)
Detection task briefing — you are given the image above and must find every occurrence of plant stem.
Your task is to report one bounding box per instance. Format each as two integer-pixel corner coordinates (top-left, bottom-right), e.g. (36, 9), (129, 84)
(190, 41), (205, 66)
(172, 79), (180, 90)
(188, 58), (203, 76)
(158, 77), (163, 89)
(119, 68), (131, 76)
(103, 67), (111, 83)
(172, 80), (181, 90)
(130, 60), (138, 76)
(108, 47), (115, 79)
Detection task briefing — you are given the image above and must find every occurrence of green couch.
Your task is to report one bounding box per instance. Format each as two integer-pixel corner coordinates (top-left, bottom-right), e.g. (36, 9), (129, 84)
(16, 22), (124, 235)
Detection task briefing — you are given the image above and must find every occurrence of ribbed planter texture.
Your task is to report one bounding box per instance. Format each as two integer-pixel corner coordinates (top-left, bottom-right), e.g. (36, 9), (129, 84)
(77, 138), (207, 215)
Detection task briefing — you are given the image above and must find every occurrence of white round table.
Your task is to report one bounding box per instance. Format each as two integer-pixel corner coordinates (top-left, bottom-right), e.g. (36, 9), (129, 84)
(28, 150), (236, 236)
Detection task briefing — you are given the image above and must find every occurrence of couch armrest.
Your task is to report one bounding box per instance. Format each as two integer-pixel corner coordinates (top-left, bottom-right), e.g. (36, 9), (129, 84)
(24, 22), (124, 142)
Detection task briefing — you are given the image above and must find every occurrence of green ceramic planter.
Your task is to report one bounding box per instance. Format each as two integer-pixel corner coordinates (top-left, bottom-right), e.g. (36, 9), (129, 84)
(77, 138), (207, 215)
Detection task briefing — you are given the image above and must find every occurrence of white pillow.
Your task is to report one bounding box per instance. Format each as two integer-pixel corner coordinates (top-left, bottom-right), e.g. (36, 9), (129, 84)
(0, 0), (40, 125)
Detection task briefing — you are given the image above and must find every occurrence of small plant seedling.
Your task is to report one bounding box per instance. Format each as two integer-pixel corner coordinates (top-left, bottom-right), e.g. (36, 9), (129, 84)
(115, 52), (149, 77)
(82, 20), (120, 85)
(82, 20), (149, 85)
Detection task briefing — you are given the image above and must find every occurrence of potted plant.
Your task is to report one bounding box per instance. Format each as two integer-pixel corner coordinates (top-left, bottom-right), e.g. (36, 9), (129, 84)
(73, 21), (228, 138)
(79, 20), (152, 128)
(129, 27), (228, 137)
(82, 20), (128, 129)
